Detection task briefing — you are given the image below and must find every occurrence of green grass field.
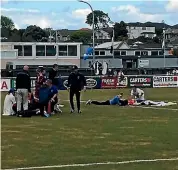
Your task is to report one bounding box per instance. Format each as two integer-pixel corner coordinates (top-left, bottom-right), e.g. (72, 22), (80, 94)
(1, 88), (178, 170)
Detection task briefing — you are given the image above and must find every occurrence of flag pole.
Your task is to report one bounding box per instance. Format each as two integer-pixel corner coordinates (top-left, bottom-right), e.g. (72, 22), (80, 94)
(112, 27), (115, 59)
(162, 20), (166, 68)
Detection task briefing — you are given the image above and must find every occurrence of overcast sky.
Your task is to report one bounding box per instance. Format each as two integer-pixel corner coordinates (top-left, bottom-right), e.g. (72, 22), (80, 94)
(1, 0), (178, 30)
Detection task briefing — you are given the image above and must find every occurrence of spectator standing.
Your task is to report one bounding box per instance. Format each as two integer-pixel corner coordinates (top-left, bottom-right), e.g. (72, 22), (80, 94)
(16, 65), (31, 116)
(48, 64), (58, 86)
(67, 66), (86, 114)
(34, 66), (46, 101)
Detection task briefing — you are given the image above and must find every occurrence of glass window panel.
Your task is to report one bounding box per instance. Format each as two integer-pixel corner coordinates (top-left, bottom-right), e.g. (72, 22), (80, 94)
(36, 45), (45, 56)
(151, 51), (158, 56)
(24, 45), (32, 56)
(114, 51), (120, 56)
(46, 45), (56, 56)
(59, 45), (67, 56)
(100, 51), (105, 55)
(135, 51), (140, 56)
(121, 51), (126, 56)
(68, 45), (77, 56)
(95, 51), (99, 55)
(14, 45), (23, 56)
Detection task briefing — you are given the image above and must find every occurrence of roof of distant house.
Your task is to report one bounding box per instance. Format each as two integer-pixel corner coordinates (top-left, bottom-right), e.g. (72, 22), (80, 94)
(141, 32), (156, 34)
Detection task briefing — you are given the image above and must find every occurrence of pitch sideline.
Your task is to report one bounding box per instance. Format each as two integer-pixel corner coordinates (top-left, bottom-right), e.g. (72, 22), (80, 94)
(3, 158), (178, 170)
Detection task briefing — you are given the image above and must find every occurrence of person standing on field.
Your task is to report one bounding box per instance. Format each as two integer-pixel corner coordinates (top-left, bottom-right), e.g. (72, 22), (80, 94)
(16, 65), (31, 116)
(67, 66), (86, 114)
(48, 64), (58, 87)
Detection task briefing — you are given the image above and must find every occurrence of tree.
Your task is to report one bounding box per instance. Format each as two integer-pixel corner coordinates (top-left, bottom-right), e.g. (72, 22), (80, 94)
(22, 25), (48, 42)
(1, 15), (15, 30)
(1, 27), (11, 39)
(8, 29), (21, 42)
(86, 10), (110, 30)
(113, 21), (128, 41)
(70, 30), (92, 44)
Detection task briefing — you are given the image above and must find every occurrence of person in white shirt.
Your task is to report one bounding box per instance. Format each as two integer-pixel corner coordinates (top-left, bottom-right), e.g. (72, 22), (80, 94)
(3, 89), (16, 116)
(131, 86), (145, 102)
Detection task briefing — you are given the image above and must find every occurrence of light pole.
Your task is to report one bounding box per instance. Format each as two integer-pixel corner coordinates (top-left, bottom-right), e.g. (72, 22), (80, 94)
(78, 0), (95, 61)
(162, 20), (166, 68)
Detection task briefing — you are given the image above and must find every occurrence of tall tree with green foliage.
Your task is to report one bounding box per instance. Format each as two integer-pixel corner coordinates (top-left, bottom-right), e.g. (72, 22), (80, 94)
(1, 15), (15, 30)
(113, 21), (128, 41)
(22, 25), (48, 42)
(86, 10), (110, 30)
(70, 30), (92, 44)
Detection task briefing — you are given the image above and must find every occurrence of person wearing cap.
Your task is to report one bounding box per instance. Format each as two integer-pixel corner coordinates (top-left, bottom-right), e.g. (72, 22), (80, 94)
(3, 89), (16, 116)
(67, 66), (86, 113)
(16, 65), (31, 116)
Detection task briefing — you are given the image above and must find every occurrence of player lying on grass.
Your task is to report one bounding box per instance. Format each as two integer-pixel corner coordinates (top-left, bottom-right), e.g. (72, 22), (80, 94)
(131, 86), (145, 102)
(86, 93), (128, 106)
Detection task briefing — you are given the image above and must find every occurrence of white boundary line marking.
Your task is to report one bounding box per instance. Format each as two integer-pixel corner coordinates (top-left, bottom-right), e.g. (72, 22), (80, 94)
(63, 100), (178, 111)
(3, 158), (178, 170)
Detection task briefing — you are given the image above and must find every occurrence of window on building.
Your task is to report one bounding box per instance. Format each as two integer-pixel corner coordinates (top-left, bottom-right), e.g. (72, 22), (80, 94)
(46, 45), (56, 56)
(159, 51), (163, 55)
(135, 51), (141, 56)
(59, 45), (67, 56)
(142, 27), (146, 30)
(114, 51), (120, 56)
(141, 51), (148, 56)
(14, 45), (23, 56)
(95, 51), (99, 55)
(68, 45), (77, 56)
(100, 51), (105, 55)
(36, 45), (45, 56)
(121, 51), (126, 56)
(151, 51), (159, 56)
(24, 45), (32, 56)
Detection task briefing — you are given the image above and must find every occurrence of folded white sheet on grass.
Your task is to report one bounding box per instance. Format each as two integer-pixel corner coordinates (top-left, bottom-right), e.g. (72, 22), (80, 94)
(134, 100), (177, 107)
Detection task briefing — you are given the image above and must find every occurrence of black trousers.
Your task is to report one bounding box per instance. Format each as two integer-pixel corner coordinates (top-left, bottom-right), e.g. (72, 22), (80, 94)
(91, 100), (110, 105)
(70, 89), (81, 111)
(40, 98), (58, 115)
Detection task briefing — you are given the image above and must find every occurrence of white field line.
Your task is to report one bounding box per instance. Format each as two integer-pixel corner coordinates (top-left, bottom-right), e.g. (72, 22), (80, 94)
(3, 158), (178, 170)
(63, 100), (178, 111)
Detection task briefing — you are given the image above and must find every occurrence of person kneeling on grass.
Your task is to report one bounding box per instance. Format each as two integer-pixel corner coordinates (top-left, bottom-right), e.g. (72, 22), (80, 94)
(3, 88), (16, 116)
(86, 93), (128, 106)
(130, 86), (145, 102)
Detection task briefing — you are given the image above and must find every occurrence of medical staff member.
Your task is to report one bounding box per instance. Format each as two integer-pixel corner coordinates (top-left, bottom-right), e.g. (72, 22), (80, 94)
(86, 93), (125, 106)
(3, 88), (16, 116)
(131, 86), (145, 102)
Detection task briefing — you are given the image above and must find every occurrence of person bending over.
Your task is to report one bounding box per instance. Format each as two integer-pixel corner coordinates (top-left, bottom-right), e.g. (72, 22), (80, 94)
(86, 93), (128, 106)
(131, 86), (145, 102)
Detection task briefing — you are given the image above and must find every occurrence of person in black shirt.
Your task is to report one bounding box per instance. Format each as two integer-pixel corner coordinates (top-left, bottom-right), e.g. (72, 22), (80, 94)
(16, 65), (31, 116)
(67, 66), (86, 113)
(48, 64), (58, 86)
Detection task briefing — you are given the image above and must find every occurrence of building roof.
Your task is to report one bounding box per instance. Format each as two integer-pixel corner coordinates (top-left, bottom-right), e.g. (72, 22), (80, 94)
(141, 32), (156, 34)
(95, 41), (122, 49)
(165, 28), (178, 34)
(130, 43), (162, 49)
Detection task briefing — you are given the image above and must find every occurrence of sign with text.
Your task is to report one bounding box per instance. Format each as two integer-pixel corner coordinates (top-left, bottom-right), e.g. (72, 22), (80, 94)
(128, 76), (153, 88)
(101, 77), (117, 89)
(0, 79), (11, 91)
(153, 76), (178, 87)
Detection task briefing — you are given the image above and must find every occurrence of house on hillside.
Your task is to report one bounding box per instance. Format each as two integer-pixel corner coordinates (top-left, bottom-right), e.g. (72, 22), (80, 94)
(126, 26), (156, 39)
(165, 28), (178, 41)
(80, 41), (177, 69)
